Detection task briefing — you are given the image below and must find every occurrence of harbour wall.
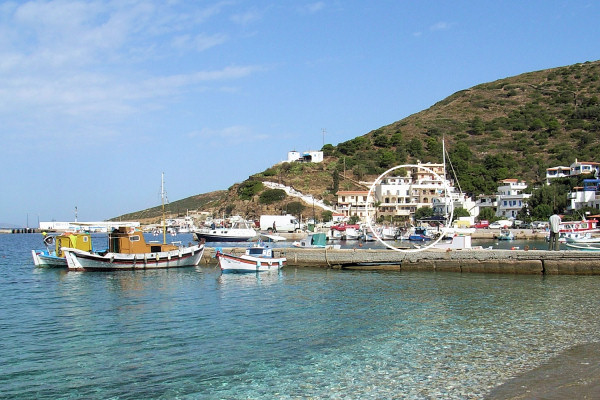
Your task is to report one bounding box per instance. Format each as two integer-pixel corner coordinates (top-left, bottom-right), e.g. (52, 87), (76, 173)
(201, 247), (600, 275)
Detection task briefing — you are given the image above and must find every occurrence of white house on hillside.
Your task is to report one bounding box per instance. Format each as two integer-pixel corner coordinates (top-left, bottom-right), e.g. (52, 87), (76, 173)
(287, 150), (323, 163)
(568, 179), (600, 211)
(495, 179), (530, 219)
(546, 159), (600, 184)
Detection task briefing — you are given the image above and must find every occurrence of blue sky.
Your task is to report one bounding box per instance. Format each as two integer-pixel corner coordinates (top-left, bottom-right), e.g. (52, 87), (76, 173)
(1, 0), (599, 226)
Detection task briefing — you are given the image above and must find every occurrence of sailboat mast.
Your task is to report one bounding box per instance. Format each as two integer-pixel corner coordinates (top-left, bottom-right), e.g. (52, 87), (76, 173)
(442, 137), (446, 180)
(162, 172), (166, 245)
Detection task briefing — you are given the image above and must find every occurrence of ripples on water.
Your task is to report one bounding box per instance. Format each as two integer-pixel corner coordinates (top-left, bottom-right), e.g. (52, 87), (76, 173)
(1, 234), (599, 399)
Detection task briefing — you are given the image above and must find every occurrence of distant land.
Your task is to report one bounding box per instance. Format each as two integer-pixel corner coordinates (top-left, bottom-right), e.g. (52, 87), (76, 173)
(114, 60), (600, 224)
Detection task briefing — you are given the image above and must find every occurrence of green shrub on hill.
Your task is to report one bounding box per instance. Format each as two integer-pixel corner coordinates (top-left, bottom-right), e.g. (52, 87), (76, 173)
(238, 181), (263, 200)
(259, 189), (287, 204)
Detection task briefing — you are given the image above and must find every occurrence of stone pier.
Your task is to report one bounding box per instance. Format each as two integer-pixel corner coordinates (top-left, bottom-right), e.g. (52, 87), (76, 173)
(201, 247), (600, 275)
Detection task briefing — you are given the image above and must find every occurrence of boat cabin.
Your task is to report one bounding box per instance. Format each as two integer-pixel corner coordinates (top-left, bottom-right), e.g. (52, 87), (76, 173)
(108, 227), (178, 253)
(50, 232), (93, 257)
(245, 245), (274, 258)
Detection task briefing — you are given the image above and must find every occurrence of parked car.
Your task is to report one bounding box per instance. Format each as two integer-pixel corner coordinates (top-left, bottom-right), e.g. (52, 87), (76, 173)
(470, 220), (489, 229)
(532, 221), (549, 229)
(489, 220), (513, 229)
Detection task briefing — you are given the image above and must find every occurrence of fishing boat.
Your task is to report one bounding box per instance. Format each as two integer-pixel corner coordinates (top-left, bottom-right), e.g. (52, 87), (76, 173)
(559, 218), (600, 234)
(62, 173), (205, 271)
(62, 227), (205, 271)
(546, 219), (600, 243)
(193, 219), (257, 242)
(216, 243), (286, 273)
(562, 232), (600, 244)
(31, 231), (94, 267)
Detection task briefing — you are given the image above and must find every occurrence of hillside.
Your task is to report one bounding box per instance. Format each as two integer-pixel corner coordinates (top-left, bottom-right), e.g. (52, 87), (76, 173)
(114, 60), (600, 221)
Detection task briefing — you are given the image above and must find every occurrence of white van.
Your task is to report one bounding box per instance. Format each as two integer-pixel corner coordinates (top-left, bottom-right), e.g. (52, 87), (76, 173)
(259, 215), (304, 233)
(489, 220), (513, 229)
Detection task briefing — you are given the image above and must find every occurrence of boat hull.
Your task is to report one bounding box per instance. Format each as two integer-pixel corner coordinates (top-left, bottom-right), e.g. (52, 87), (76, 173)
(62, 245), (205, 271)
(193, 232), (256, 242)
(217, 252), (286, 273)
(565, 243), (600, 251)
(32, 250), (67, 268)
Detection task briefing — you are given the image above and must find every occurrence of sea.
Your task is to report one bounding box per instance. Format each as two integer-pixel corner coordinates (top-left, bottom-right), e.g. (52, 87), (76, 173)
(2, 233), (599, 399)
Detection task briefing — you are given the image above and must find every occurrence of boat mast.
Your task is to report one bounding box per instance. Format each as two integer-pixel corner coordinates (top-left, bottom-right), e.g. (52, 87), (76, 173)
(161, 172), (166, 245)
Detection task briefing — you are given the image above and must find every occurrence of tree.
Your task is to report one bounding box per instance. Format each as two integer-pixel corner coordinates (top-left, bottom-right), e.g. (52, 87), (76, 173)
(469, 116), (485, 135)
(478, 207), (496, 222)
(451, 207), (471, 222)
(259, 189), (286, 204)
(322, 143), (335, 156)
(377, 149), (396, 168)
(407, 138), (424, 160)
(373, 134), (389, 147)
(414, 206), (434, 221)
(286, 201), (306, 216)
(332, 170), (339, 193)
(321, 210), (333, 222)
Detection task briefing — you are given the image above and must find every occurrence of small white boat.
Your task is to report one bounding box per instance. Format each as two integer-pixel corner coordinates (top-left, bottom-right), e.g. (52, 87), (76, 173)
(216, 244), (286, 273)
(418, 235), (476, 250)
(379, 226), (399, 240)
(193, 220), (257, 242)
(565, 242), (600, 251)
(343, 227), (361, 240)
(497, 229), (514, 240)
(292, 233), (340, 249)
(32, 232), (94, 268)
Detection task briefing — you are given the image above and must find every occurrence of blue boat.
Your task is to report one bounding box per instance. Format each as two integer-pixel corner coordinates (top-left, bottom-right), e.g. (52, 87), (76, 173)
(409, 227), (433, 241)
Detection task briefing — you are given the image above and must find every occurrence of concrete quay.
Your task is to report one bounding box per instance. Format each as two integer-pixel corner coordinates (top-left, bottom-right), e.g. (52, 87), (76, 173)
(202, 247), (600, 275)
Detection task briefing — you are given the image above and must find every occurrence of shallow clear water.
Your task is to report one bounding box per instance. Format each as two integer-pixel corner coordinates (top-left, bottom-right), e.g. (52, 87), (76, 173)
(2, 234), (599, 399)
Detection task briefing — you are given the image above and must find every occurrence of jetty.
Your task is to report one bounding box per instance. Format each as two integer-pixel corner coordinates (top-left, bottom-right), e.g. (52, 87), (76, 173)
(201, 247), (600, 275)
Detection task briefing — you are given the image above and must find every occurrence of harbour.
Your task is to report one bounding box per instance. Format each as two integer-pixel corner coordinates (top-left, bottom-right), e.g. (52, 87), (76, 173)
(2, 233), (599, 399)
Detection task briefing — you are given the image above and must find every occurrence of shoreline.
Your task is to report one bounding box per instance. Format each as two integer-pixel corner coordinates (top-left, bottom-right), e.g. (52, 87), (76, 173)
(485, 342), (600, 399)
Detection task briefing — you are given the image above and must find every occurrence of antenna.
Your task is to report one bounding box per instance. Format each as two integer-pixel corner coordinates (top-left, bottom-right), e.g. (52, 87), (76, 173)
(161, 173), (166, 244)
(322, 128), (326, 148)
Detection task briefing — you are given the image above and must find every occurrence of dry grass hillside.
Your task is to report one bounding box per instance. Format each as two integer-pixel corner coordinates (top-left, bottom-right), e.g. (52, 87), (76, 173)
(114, 60), (600, 222)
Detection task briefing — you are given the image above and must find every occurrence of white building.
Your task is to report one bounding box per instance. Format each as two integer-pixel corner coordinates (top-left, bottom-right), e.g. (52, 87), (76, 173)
(287, 150), (323, 163)
(336, 190), (372, 219)
(39, 221), (140, 232)
(568, 179), (600, 211)
(495, 179), (530, 219)
(545, 166), (571, 184)
(475, 194), (497, 215)
(546, 159), (600, 184)
(363, 163), (477, 222)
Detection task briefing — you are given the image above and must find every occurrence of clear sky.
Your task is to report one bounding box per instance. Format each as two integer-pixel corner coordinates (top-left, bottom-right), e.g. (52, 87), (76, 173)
(1, 0), (599, 226)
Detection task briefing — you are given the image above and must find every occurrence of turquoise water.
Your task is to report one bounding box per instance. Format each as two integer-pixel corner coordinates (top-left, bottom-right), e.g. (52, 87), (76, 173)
(2, 234), (600, 399)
